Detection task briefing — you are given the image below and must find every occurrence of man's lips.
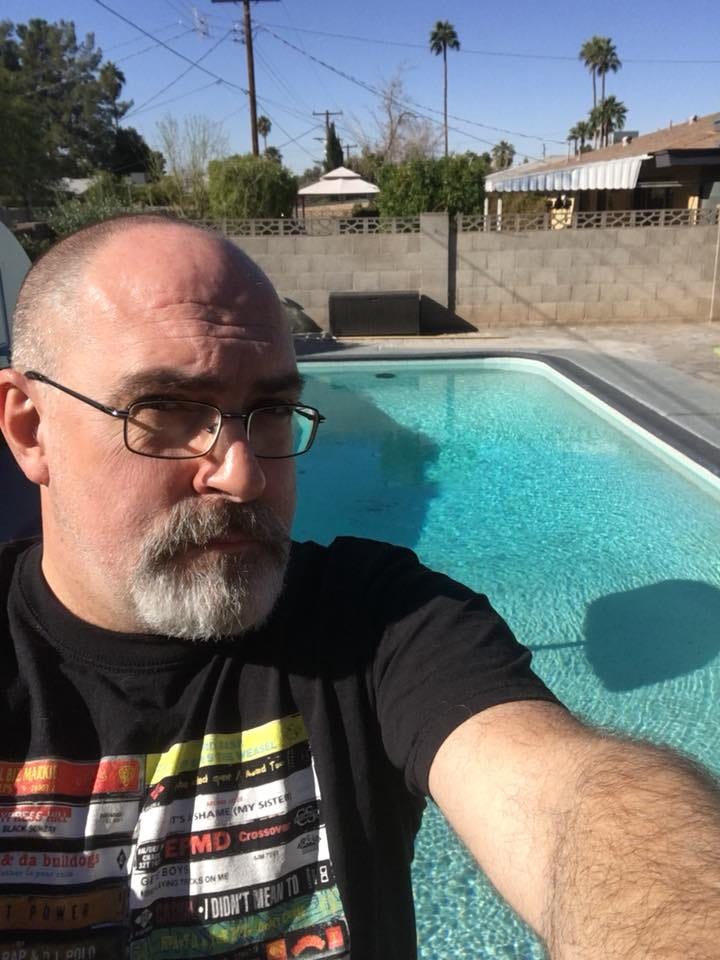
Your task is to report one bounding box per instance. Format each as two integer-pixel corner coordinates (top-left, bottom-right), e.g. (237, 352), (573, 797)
(203, 535), (264, 550)
(178, 535), (266, 555)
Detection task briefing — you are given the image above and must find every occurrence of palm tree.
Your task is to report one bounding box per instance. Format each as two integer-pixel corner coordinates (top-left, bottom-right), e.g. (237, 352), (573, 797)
(257, 115), (271, 152)
(579, 36), (604, 110)
(588, 105), (601, 148)
(491, 140), (515, 170)
(595, 37), (621, 106)
(602, 95), (627, 147)
(429, 20), (460, 158)
(568, 124), (581, 156)
(590, 96), (628, 148)
(575, 119), (593, 152)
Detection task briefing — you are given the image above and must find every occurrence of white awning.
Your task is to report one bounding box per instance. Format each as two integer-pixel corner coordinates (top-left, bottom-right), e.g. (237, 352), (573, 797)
(485, 155), (651, 193)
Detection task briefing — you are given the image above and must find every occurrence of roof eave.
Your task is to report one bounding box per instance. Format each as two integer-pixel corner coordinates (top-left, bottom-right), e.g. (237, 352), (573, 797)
(654, 148), (720, 168)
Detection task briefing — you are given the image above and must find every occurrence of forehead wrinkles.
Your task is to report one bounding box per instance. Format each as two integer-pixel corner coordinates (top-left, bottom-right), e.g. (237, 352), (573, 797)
(80, 276), (285, 354)
(119, 307), (282, 348)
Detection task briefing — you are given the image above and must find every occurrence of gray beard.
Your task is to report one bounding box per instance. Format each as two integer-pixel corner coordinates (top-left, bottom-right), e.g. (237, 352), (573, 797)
(129, 500), (291, 640)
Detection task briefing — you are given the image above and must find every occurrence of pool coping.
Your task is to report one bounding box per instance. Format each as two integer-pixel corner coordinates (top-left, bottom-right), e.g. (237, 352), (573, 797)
(295, 339), (720, 479)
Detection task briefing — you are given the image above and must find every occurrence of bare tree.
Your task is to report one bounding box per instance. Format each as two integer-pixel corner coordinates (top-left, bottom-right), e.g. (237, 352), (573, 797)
(351, 72), (441, 164)
(156, 113), (229, 214)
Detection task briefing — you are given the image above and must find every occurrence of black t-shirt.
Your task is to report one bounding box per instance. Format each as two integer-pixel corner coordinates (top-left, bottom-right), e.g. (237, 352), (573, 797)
(0, 537), (559, 960)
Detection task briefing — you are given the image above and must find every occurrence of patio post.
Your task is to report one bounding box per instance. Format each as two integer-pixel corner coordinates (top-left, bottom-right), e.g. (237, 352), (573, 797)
(709, 205), (720, 322)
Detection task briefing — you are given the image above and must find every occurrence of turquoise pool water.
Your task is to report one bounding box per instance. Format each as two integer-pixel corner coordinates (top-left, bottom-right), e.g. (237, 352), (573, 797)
(293, 358), (720, 960)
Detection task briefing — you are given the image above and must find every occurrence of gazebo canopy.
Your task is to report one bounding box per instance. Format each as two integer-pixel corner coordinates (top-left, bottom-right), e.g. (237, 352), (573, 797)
(298, 165), (379, 196)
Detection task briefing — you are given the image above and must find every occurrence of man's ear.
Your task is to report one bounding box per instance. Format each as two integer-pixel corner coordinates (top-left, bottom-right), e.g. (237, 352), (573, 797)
(0, 371), (49, 486)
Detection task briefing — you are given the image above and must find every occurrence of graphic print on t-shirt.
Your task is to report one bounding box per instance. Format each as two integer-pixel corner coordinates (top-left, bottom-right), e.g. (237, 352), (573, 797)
(0, 714), (349, 960)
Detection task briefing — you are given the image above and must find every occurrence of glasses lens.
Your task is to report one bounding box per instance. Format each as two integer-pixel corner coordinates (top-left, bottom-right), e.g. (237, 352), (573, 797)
(126, 401), (220, 458)
(249, 405), (318, 458)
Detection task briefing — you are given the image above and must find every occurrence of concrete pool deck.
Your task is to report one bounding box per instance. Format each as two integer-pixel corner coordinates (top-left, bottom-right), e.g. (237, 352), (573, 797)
(295, 320), (720, 475)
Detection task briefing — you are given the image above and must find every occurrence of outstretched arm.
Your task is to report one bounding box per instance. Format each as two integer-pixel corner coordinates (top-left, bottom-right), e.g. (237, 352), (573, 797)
(428, 701), (720, 959)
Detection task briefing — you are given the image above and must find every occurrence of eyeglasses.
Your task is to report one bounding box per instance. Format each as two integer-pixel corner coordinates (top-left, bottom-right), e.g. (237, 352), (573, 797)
(25, 370), (325, 460)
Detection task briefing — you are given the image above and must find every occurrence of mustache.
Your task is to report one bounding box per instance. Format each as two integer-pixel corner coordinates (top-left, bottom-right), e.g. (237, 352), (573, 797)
(141, 500), (290, 566)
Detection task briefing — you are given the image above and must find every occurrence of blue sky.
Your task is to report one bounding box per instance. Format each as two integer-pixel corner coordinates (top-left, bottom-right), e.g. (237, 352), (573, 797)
(4, 0), (720, 173)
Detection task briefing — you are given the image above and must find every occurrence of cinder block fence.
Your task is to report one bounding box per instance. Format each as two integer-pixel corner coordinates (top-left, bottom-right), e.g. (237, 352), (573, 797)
(202, 209), (720, 331)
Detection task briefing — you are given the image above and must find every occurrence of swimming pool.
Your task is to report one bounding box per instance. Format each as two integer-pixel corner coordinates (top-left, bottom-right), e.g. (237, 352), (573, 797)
(293, 357), (720, 960)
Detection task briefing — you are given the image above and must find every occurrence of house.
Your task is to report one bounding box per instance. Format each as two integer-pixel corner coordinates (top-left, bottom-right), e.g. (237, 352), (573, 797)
(484, 112), (720, 215)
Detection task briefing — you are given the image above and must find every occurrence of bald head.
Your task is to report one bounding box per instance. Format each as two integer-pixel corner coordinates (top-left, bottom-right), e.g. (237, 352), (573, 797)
(11, 214), (285, 377)
(2, 215), (301, 637)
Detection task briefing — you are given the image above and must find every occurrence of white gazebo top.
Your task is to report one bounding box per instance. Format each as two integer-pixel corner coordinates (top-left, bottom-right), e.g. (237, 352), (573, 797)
(298, 165), (379, 196)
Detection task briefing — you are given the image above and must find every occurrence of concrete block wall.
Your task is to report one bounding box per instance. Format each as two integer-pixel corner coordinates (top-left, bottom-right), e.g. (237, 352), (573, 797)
(455, 224), (717, 327)
(230, 218), (718, 331)
(232, 231), (424, 330)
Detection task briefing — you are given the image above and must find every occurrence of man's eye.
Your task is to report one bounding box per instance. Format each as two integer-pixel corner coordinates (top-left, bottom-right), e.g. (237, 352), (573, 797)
(264, 405), (295, 417)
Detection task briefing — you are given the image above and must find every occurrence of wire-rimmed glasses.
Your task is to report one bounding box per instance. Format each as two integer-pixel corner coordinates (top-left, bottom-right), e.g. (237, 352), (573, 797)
(25, 371), (325, 460)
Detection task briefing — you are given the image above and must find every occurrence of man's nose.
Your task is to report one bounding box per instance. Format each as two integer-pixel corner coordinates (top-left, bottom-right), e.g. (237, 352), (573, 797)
(192, 424), (266, 500)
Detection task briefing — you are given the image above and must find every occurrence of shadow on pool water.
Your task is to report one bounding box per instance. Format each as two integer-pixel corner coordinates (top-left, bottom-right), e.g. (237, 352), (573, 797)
(584, 580), (720, 691)
(294, 378), (440, 550)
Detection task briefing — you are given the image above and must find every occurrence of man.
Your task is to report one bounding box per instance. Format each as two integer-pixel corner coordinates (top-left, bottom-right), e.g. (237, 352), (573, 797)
(0, 215), (718, 959)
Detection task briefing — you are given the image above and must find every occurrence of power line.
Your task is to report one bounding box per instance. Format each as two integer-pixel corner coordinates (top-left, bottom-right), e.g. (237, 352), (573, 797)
(90, 0), (248, 94)
(252, 43), (313, 115)
(124, 27), (233, 118)
(0, 25), (198, 120)
(256, 21), (720, 65)
(162, 0), (195, 20)
(92, 1), (306, 163)
(254, 96), (317, 160)
(103, 22), (183, 52)
(116, 29), (196, 63)
(124, 79), (224, 119)
(263, 29), (557, 151)
(276, 123), (325, 150)
(218, 104), (248, 123)
(276, 0), (337, 109)
(260, 22), (575, 59)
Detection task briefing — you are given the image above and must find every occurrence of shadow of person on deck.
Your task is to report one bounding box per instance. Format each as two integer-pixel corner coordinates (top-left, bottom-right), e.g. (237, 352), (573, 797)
(583, 580), (720, 691)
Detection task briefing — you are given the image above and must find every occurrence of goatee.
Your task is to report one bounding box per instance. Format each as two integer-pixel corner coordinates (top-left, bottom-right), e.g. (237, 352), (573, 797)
(129, 499), (290, 640)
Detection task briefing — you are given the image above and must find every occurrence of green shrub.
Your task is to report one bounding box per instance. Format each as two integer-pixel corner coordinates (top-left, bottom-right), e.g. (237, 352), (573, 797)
(350, 203), (380, 217)
(47, 195), (135, 238)
(208, 155), (297, 219)
(378, 153), (488, 216)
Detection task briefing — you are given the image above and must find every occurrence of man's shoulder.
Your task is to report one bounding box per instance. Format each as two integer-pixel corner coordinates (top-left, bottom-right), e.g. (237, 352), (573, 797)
(286, 536), (474, 621)
(289, 536), (421, 583)
(292, 535), (415, 561)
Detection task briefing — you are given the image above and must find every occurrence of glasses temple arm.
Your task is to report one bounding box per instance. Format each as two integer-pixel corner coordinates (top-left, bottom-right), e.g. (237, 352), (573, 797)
(24, 371), (128, 419)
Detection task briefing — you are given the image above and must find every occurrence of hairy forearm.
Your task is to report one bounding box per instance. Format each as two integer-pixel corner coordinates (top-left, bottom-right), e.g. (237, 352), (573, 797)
(543, 737), (720, 959)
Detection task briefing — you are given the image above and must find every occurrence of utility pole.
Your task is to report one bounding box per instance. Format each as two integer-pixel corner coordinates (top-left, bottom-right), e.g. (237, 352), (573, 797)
(344, 143), (358, 163)
(313, 110), (343, 139)
(313, 110), (343, 170)
(211, 0), (278, 156)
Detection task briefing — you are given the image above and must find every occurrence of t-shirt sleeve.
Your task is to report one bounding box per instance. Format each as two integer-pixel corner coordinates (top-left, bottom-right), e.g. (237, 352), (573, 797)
(357, 541), (563, 797)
